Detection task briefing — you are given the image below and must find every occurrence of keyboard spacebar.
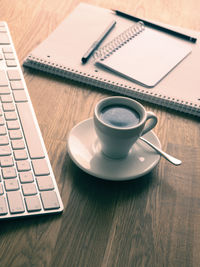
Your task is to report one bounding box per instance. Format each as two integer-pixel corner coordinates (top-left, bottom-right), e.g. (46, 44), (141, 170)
(16, 102), (45, 159)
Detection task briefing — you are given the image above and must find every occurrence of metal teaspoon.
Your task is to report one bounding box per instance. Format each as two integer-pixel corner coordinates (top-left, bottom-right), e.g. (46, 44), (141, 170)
(139, 137), (182, 166)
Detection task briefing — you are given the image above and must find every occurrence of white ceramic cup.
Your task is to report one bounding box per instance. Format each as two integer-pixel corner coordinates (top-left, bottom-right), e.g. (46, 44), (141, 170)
(94, 96), (158, 159)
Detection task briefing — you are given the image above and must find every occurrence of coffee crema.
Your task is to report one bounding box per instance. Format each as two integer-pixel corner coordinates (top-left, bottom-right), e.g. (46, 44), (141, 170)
(100, 104), (140, 128)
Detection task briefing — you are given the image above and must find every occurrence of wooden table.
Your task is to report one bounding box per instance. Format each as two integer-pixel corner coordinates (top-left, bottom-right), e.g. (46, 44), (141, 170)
(0, 1), (200, 266)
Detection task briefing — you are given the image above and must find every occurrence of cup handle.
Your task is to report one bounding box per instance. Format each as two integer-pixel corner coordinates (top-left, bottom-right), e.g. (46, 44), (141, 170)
(141, 111), (158, 136)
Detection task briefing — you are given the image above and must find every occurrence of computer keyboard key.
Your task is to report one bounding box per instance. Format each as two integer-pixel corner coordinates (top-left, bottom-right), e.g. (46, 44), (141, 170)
(5, 111), (18, 120)
(0, 70), (8, 86)
(2, 166), (17, 178)
(10, 80), (24, 90)
(6, 60), (17, 67)
(7, 69), (21, 80)
(4, 53), (15, 60)
(25, 195), (42, 212)
(7, 120), (20, 130)
(0, 28), (6, 33)
(0, 196), (8, 215)
(22, 183), (37, 196)
(17, 103), (45, 159)
(16, 160), (31, 171)
(14, 150), (28, 160)
(0, 126), (7, 136)
(36, 176), (54, 191)
(0, 156), (14, 167)
(40, 191), (60, 210)
(13, 90), (28, 102)
(19, 171), (34, 183)
(9, 129), (22, 139)
(11, 139), (25, 149)
(0, 145), (12, 156)
(4, 179), (19, 191)
(1, 94), (13, 103)
(2, 103), (15, 111)
(32, 159), (50, 176)
(7, 191), (25, 214)
(0, 116), (5, 125)
(0, 33), (10, 44)
(0, 184), (4, 195)
(0, 86), (10, 94)
(2, 46), (13, 53)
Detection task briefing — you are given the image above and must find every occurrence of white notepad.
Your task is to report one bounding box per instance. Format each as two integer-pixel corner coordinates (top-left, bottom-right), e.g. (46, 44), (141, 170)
(96, 24), (192, 87)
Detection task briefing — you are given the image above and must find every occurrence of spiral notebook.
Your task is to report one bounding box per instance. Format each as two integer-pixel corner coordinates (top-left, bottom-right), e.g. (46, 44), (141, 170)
(23, 3), (200, 117)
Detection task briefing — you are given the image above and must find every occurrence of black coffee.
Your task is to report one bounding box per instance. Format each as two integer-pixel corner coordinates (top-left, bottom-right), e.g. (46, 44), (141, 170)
(100, 104), (140, 128)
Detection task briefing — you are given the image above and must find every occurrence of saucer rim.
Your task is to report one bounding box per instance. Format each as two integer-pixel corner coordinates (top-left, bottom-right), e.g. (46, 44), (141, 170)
(67, 118), (161, 181)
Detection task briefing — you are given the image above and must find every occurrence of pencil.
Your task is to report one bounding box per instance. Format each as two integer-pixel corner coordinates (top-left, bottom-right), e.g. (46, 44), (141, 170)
(113, 10), (197, 43)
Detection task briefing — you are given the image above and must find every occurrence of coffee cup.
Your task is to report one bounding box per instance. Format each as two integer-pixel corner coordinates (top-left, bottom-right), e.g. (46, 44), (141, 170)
(94, 96), (158, 159)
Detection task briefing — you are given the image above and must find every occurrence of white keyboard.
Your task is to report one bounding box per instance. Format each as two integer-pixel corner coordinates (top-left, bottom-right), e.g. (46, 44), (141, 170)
(0, 22), (63, 219)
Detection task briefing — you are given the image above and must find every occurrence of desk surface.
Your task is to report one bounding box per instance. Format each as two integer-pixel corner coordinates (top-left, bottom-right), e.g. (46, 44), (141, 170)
(0, 0), (200, 266)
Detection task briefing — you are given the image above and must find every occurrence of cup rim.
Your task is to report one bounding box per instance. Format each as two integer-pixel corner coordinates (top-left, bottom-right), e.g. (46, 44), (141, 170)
(94, 96), (147, 131)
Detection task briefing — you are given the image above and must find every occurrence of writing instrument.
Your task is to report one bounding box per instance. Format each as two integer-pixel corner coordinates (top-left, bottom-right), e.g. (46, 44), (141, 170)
(81, 20), (116, 64)
(113, 10), (197, 43)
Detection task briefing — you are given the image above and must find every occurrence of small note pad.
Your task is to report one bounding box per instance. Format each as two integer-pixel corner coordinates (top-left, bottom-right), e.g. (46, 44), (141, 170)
(96, 27), (192, 87)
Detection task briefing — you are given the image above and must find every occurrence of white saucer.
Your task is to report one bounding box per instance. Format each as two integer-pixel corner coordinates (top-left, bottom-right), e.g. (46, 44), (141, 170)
(67, 118), (161, 181)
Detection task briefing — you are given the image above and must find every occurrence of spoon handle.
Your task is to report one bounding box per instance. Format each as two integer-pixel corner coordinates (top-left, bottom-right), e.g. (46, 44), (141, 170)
(139, 137), (182, 166)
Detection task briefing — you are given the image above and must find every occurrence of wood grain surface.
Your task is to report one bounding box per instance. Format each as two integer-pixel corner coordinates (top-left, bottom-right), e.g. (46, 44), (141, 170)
(0, 0), (200, 266)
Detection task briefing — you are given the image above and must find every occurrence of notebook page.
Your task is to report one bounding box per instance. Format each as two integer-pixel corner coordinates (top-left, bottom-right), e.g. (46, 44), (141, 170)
(96, 27), (192, 87)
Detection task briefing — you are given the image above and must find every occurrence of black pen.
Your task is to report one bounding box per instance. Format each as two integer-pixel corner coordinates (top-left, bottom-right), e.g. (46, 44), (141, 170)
(113, 10), (197, 43)
(81, 20), (116, 64)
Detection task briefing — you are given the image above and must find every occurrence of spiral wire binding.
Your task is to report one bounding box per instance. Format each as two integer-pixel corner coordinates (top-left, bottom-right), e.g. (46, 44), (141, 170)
(94, 21), (145, 60)
(24, 55), (200, 116)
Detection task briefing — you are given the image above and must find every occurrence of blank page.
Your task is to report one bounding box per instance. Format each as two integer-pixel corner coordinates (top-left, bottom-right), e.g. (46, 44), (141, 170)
(96, 27), (192, 87)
